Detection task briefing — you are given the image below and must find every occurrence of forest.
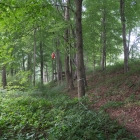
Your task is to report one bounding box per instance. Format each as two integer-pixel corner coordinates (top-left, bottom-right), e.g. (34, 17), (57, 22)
(0, 0), (140, 139)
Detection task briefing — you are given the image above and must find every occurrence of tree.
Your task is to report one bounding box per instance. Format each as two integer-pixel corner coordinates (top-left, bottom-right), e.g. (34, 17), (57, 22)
(120, 0), (129, 73)
(101, 5), (107, 70)
(33, 29), (37, 86)
(2, 66), (7, 89)
(83, 0), (123, 70)
(75, 0), (86, 98)
(1, 0), (140, 91)
(64, 0), (74, 90)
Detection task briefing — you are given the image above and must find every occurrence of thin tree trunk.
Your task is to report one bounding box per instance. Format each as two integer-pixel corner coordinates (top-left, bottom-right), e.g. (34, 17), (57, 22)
(22, 52), (25, 71)
(2, 66), (7, 89)
(92, 51), (96, 72)
(120, 0), (129, 73)
(52, 59), (54, 81)
(40, 41), (44, 85)
(11, 68), (14, 77)
(56, 48), (62, 84)
(27, 53), (32, 82)
(65, 0), (74, 90)
(33, 29), (36, 86)
(101, 8), (107, 71)
(54, 56), (57, 81)
(45, 64), (49, 82)
(75, 0), (86, 98)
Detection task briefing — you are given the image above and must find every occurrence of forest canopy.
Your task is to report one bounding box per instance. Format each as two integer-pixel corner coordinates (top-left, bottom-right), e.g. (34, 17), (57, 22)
(0, 0), (140, 97)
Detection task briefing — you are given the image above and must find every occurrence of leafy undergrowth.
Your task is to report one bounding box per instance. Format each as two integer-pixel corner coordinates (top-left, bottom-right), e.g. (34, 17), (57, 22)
(0, 82), (137, 140)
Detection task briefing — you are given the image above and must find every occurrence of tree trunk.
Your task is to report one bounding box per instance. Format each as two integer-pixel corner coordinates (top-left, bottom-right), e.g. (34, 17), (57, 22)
(2, 66), (7, 89)
(45, 64), (49, 82)
(92, 51), (96, 72)
(56, 48), (62, 84)
(11, 68), (14, 77)
(75, 0), (86, 98)
(101, 8), (107, 71)
(27, 53), (32, 82)
(64, 0), (74, 90)
(52, 58), (54, 81)
(65, 55), (74, 90)
(40, 41), (44, 85)
(22, 51), (25, 71)
(33, 29), (36, 86)
(120, 0), (129, 73)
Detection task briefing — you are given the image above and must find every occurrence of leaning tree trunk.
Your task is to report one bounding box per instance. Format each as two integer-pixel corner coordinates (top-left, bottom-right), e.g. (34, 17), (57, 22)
(120, 0), (129, 73)
(75, 0), (86, 98)
(2, 66), (7, 89)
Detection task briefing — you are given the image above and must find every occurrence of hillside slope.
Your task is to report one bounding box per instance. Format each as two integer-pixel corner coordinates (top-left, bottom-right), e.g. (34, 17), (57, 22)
(68, 61), (140, 139)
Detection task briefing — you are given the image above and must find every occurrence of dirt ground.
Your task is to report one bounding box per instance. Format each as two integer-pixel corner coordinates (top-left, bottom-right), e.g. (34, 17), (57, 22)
(67, 74), (140, 139)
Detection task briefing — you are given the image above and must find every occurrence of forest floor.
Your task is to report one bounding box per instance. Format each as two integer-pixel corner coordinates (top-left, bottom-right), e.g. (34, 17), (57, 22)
(67, 64), (140, 139)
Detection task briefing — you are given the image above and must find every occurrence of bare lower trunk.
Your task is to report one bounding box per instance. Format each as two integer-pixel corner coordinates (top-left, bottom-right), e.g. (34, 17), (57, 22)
(75, 0), (86, 98)
(52, 59), (54, 81)
(27, 53), (32, 82)
(65, 56), (74, 90)
(33, 29), (36, 86)
(64, 0), (74, 90)
(22, 52), (25, 71)
(56, 49), (62, 84)
(2, 66), (7, 89)
(101, 8), (107, 71)
(40, 41), (44, 85)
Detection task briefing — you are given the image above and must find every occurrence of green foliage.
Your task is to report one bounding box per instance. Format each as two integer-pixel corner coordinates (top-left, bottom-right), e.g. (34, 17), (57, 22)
(101, 101), (124, 110)
(0, 84), (137, 140)
(0, 91), (52, 140)
(48, 99), (135, 140)
(106, 61), (124, 73)
(7, 70), (31, 91)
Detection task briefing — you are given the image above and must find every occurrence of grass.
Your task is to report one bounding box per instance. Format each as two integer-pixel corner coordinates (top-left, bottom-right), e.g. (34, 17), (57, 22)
(0, 82), (137, 140)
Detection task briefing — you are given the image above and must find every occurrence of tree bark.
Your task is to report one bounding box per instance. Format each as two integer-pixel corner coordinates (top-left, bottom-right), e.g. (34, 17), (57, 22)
(52, 58), (54, 81)
(101, 8), (107, 71)
(40, 41), (44, 85)
(33, 29), (36, 86)
(75, 0), (86, 98)
(2, 66), (7, 89)
(45, 64), (49, 82)
(27, 53), (32, 82)
(120, 0), (129, 73)
(22, 51), (25, 71)
(56, 48), (62, 84)
(64, 0), (74, 90)
(11, 68), (14, 77)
